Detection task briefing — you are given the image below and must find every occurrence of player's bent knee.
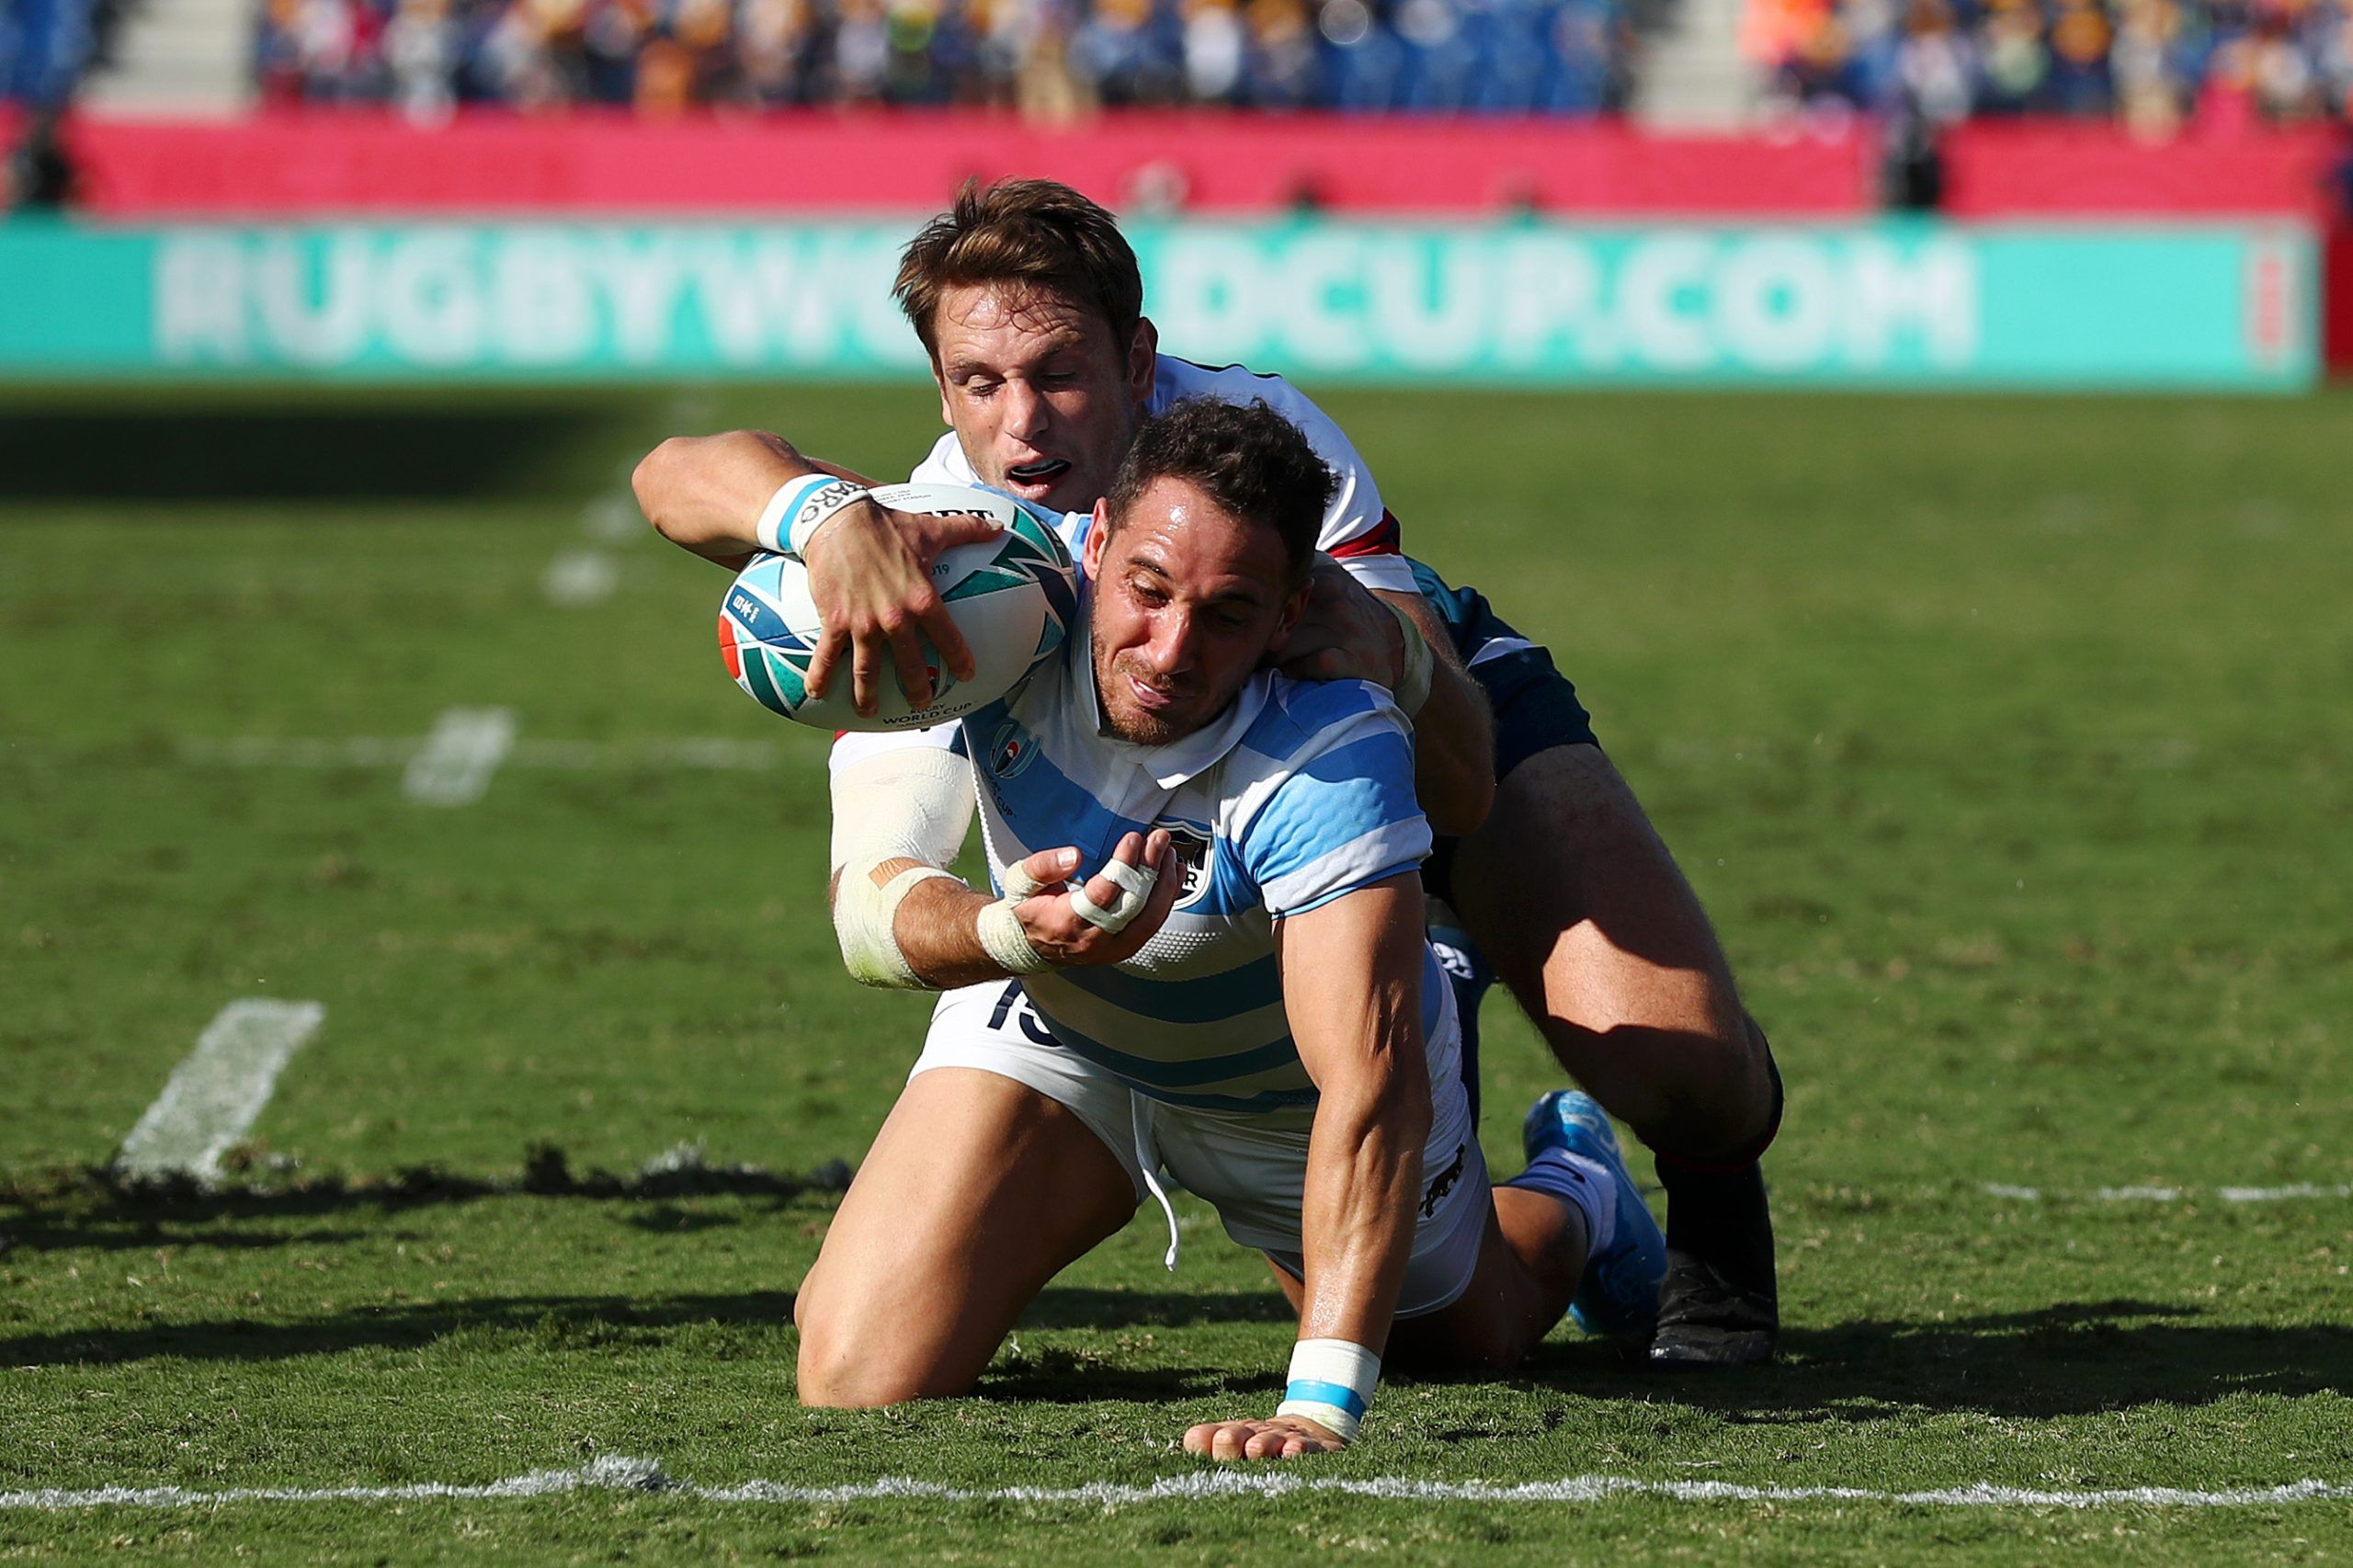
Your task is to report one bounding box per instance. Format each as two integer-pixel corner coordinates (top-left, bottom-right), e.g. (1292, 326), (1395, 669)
(794, 1296), (978, 1407)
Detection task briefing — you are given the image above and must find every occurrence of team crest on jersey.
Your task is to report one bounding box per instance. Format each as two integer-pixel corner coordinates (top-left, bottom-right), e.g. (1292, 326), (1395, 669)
(1154, 820), (1214, 910)
(987, 718), (1040, 778)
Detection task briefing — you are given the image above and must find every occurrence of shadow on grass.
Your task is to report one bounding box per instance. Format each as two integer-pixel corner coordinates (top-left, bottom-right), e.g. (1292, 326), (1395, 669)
(0, 398), (641, 500)
(0, 1285), (1276, 1393)
(0, 1290), (801, 1368)
(1020, 1286), (1294, 1331)
(1508, 1298), (2353, 1421)
(7, 1292), (2346, 1427)
(982, 1351), (1240, 1403)
(0, 1148), (854, 1256)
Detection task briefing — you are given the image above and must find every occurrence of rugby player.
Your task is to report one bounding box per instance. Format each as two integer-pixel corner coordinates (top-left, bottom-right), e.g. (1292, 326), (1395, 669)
(783, 397), (1668, 1455)
(635, 179), (1782, 1367)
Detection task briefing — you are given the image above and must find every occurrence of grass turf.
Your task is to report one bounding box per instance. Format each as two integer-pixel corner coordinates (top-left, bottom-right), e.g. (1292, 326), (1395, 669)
(2, 385), (2349, 1562)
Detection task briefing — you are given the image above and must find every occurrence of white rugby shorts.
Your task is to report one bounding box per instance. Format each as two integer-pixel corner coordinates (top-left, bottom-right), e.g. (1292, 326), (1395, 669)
(909, 975), (1488, 1319)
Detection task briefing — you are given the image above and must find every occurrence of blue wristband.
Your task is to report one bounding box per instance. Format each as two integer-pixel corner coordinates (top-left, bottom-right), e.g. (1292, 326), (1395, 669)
(754, 473), (870, 559)
(1283, 1379), (1369, 1419)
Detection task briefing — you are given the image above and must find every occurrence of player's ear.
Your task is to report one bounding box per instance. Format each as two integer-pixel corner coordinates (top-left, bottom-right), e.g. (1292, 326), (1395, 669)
(932, 358), (954, 428)
(1126, 318), (1158, 404)
(1082, 501), (1110, 579)
(1270, 574), (1313, 647)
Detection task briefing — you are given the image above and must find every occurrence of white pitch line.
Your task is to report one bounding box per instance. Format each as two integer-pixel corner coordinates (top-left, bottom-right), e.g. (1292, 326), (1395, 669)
(2219, 1183), (2353, 1202)
(5, 1457), (2347, 1513)
(1983, 1183), (2353, 1204)
(402, 708), (517, 806)
(542, 550), (620, 607)
(113, 999), (325, 1186)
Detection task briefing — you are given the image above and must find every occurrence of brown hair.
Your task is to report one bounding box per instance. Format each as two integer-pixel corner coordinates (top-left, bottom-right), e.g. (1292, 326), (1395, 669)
(893, 178), (1145, 360)
(1104, 399), (1336, 585)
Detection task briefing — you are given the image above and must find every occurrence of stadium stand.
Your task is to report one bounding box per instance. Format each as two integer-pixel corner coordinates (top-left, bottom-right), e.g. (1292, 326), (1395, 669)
(1749, 0), (2353, 127)
(3, 0), (105, 106)
(246, 0), (1637, 117)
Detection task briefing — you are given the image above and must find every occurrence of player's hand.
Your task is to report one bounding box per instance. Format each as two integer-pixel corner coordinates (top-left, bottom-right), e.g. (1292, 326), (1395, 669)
(1270, 557), (1405, 689)
(1011, 831), (1181, 966)
(1183, 1415), (1347, 1461)
(801, 499), (1005, 716)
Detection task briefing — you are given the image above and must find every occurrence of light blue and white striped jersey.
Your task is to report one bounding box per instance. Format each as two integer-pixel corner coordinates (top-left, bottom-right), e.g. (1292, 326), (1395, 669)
(958, 558), (1447, 1122)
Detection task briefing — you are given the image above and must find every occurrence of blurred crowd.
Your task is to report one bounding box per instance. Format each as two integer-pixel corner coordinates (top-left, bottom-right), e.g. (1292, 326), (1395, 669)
(1750, 0), (2353, 127)
(4, 0), (112, 105)
(250, 0), (1635, 117)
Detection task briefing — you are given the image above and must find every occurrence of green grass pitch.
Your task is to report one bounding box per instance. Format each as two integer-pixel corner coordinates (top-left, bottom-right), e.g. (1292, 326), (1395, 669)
(2, 385), (2349, 1562)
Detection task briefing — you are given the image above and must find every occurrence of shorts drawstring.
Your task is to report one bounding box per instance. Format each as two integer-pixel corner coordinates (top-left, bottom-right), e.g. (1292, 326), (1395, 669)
(1131, 1096), (1179, 1272)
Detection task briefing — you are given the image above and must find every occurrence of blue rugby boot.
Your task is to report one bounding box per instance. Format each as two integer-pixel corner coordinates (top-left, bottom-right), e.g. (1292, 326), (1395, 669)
(1519, 1090), (1668, 1341)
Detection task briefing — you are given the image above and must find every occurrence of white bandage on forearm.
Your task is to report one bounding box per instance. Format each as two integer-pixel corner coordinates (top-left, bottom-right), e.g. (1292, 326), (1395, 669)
(1276, 1337), (1381, 1445)
(1384, 599), (1436, 718)
(755, 472), (872, 559)
(828, 744), (975, 878)
(828, 741), (979, 989)
(1066, 857), (1156, 933)
(836, 864), (961, 989)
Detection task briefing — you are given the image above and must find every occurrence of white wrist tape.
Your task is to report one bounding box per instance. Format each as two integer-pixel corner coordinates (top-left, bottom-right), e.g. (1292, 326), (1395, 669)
(756, 473), (872, 560)
(835, 864), (961, 990)
(1066, 857), (1156, 933)
(1275, 1337), (1380, 1446)
(1384, 599), (1436, 718)
(976, 899), (1051, 975)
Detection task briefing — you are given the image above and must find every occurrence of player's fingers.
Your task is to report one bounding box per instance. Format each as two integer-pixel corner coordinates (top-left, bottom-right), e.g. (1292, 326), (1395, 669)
(1181, 1423), (1219, 1456)
(1083, 831), (1144, 903)
(1210, 1423), (1256, 1462)
(887, 616), (937, 710)
(1137, 834), (1183, 925)
(1275, 647), (1349, 682)
(1245, 1428), (1295, 1460)
(849, 631), (885, 717)
(804, 629), (846, 700)
(913, 593), (977, 684)
(1009, 846), (1080, 898)
(1076, 833), (1151, 922)
(913, 509), (1008, 557)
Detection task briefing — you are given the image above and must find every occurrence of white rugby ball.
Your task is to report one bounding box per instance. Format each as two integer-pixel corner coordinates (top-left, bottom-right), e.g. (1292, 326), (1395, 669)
(718, 482), (1077, 733)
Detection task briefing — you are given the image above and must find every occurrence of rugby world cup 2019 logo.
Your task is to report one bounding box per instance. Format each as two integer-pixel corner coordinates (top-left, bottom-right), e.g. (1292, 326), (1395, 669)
(1154, 820), (1214, 911)
(987, 718), (1040, 779)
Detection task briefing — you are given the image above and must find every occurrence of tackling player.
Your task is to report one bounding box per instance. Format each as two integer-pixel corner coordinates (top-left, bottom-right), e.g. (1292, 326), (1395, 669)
(788, 397), (1666, 1456)
(636, 179), (1782, 1367)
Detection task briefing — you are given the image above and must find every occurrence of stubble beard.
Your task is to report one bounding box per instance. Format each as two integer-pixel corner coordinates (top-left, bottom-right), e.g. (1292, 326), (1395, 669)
(1097, 648), (1194, 747)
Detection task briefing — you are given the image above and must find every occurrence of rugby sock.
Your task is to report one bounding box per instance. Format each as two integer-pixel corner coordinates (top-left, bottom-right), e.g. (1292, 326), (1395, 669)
(1503, 1148), (1617, 1258)
(1654, 1038), (1783, 1296)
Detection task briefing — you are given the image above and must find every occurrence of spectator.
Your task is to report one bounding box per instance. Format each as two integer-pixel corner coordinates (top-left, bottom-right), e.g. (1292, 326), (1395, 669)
(248, 0), (1641, 116)
(1760, 0), (2353, 127)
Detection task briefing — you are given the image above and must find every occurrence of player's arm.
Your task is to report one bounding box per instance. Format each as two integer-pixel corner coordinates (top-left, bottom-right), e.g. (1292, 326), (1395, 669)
(826, 744), (1181, 989)
(632, 429), (872, 568)
(1275, 562), (1495, 836)
(631, 429), (1002, 712)
(1185, 874), (1431, 1461)
(1235, 374), (1497, 834)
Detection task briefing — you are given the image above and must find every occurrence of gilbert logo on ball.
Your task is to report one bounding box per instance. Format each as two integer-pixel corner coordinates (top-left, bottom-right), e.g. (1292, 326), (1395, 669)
(719, 483), (1077, 733)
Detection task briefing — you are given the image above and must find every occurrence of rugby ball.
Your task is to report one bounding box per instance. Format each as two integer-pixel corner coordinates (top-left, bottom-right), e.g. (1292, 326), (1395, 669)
(718, 482), (1077, 733)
